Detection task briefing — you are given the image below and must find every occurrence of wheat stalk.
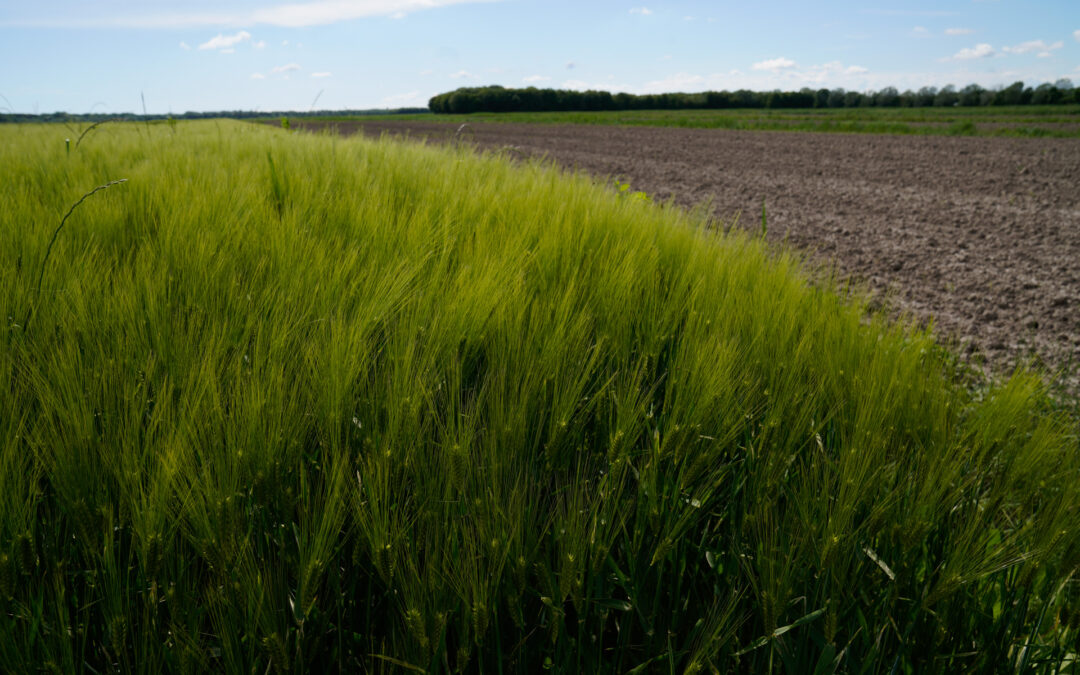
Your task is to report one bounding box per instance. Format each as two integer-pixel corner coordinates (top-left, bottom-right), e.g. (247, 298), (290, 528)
(24, 179), (128, 331)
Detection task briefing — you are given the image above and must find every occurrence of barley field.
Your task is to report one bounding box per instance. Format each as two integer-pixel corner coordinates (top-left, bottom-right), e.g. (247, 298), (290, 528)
(1, 120), (1078, 673)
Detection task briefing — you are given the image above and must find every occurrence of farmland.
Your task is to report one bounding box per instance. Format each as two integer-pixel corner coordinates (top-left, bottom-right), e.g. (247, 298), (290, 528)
(311, 105), (1080, 138)
(2, 119), (1079, 672)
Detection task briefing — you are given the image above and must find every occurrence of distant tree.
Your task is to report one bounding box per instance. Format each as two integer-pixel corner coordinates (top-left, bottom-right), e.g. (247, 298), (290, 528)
(419, 81), (1076, 116)
(993, 81), (1025, 106)
(766, 90), (814, 108)
(843, 90), (863, 107)
(957, 84), (984, 106)
(1030, 83), (1062, 105)
(934, 85), (958, 107)
(914, 86), (937, 107)
(875, 86), (901, 107)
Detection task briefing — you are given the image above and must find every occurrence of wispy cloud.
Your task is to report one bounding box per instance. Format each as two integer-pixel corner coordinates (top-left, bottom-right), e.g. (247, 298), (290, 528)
(1074, 29), (1080, 42)
(861, 9), (959, 16)
(250, 0), (497, 27)
(449, 70), (477, 79)
(910, 26), (930, 38)
(643, 72), (704, 90)
(271, 63), (302, 73)
(944, 27), (973, 35)
(250, 73), (266, 79)
(752, 57), (797, 71)
(950, 43), (995, 60)
(6, 0), (499, 28)
(179, 41), (191, 50)
(1002, 39), (1063, 57)
(635, 60), (872, 94)
(254, 40), (267, 49)
(311, 71), (332, 78)
(629, 7), (652, 15)
(382, 91), (423, 106)
(523, 75), (551, 83)
(198, 30), (251, 50)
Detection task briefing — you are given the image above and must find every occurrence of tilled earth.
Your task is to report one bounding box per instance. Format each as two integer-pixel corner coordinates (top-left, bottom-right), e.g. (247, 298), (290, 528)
(299, 120), (1080, 389)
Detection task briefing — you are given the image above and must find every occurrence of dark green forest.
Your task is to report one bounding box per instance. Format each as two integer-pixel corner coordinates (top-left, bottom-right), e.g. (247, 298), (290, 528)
(429, 81), (1079, 114)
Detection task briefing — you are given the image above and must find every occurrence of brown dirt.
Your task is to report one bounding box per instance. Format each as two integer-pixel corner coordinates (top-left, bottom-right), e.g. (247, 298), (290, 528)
(297, 119), (1080, 390)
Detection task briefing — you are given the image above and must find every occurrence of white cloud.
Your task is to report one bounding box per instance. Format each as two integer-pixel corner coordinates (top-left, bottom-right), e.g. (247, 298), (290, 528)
(311, 71), (332, 78)
(1074, 29), (1080, 42)
(8, 0), (498, 28)
(945, 28), (973, 35)
(629, 7), (652, 15)
(389, 11), (407, 19)
(523, 75), (551, 83)
(845, 65), (868, 74)
(254, 40), (267, 48)
(250, 73), (266, 79)
(1002, 39), (1063, 56)
(220, 48), (236, 54)
(449, 70), (477, 79)
(419, 69), (434, 75)
(951, 43), (995, 60)
(179, 41), (191, 50)
(198, 30), (251, 50)
(683, 15), (694, 21)
(911, 26), (929, 38)
(752, 57), (797, 71)
(271, 63), (302, 73)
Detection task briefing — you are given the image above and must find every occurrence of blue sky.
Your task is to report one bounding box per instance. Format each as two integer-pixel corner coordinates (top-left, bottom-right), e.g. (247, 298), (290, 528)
(1, 0), (1078, 114)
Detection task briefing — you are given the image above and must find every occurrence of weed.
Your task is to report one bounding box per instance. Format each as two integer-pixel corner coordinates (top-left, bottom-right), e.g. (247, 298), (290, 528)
(614, 178), (651, 203)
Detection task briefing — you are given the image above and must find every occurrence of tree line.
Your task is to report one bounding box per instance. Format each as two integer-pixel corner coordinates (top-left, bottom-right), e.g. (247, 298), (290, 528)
(428, 81), (1078, 114)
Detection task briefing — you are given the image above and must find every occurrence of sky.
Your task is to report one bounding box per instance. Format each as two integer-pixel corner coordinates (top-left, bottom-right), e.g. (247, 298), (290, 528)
(1, 0), (1078, 114)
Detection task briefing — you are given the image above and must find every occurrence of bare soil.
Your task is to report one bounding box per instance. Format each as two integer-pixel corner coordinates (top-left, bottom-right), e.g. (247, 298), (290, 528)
(299, 120), (1080, 389)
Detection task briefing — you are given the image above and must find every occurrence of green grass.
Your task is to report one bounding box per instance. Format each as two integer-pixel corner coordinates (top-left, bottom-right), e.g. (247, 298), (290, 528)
(1, 120), (1079, 673)
(322, 105), (1080, 137)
